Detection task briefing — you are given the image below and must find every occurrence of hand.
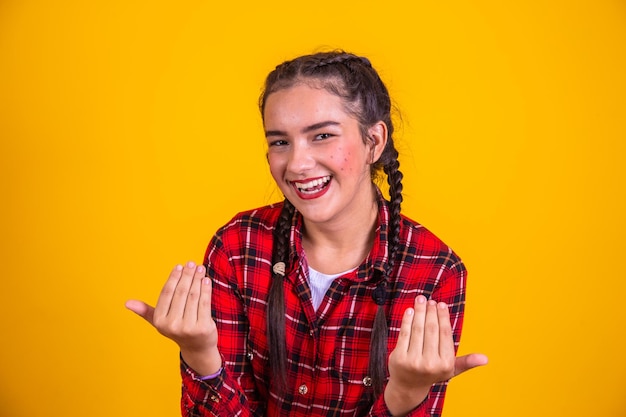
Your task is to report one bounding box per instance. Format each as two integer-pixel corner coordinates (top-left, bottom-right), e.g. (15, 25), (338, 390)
(385, 295), (488, 416)
(125, 261), (222, 376)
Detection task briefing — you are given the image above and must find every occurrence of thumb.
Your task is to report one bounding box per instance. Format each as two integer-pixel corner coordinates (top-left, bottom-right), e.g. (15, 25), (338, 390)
(125, 299), (155, 325)
(453, 353), (489, 377)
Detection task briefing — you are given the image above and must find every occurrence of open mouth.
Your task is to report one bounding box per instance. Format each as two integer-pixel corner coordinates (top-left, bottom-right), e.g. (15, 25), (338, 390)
(292, 175), (332, 197)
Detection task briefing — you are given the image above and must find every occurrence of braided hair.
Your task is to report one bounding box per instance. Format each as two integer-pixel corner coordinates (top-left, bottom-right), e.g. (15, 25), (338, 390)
(259, 51), (404, 397)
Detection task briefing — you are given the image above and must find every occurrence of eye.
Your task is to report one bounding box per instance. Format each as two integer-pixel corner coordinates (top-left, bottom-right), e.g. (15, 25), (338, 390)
(268, 139), (288, 147)
(314, 133), (334, 141)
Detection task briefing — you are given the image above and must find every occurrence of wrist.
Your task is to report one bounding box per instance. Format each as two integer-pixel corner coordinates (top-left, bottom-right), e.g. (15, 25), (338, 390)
(384, 379), (430, 417)
(180, 347), (222, 377)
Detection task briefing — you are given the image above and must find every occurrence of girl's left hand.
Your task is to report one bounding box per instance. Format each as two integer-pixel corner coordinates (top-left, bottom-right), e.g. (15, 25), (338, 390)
(385, 295), (488, 416)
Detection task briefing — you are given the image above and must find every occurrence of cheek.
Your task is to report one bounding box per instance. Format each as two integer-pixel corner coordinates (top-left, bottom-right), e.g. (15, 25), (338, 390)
(334, 147), (365, 174)
(267, 155), (285, 182)
(333, 147), (349, 173)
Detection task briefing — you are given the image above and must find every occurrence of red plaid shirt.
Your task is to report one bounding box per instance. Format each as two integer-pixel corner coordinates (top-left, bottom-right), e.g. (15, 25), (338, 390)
(181, 193), (466, 416)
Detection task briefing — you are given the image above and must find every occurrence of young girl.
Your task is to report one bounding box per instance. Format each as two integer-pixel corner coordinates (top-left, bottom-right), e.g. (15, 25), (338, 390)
(126, 51), (487, 416)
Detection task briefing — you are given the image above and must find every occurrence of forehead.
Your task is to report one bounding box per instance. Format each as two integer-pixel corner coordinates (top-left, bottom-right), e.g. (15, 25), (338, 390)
(263, 83), (354, 129)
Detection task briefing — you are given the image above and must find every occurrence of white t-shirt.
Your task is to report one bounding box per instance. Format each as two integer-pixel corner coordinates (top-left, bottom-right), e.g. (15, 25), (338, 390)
(308, 266), (355, 311)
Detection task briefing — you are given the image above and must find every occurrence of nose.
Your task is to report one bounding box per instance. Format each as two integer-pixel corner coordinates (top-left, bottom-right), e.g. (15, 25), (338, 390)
(286, 140), (315, 174)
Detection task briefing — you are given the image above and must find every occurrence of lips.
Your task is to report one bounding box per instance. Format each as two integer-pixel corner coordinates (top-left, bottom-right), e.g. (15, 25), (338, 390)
(291, 175), (332, 199)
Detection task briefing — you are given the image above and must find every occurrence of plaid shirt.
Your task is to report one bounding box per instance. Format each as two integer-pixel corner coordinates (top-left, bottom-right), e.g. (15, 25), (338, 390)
(181, 194), (466, 416)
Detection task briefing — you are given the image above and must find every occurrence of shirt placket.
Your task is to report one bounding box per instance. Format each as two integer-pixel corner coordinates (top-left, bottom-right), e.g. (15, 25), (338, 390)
(288, 264), (321, 412)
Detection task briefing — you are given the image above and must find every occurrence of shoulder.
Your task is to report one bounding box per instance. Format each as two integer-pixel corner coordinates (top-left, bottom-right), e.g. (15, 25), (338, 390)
(398, 213), (465, 272)
(222, 203), (283, 231)
(204, 203), (283, 264)
(398, 214), (450, 252)
(214, 202), (283, 239)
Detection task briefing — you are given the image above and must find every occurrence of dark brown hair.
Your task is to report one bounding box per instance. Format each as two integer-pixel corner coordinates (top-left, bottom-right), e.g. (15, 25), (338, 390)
(260, 50), (403, 397)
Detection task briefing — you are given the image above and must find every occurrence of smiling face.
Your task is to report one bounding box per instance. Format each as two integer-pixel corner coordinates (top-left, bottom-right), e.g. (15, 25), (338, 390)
(264, 83), (386, 229)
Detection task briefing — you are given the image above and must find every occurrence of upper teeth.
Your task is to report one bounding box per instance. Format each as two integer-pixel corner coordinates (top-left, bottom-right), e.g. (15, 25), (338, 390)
(294, 176), (331, 191)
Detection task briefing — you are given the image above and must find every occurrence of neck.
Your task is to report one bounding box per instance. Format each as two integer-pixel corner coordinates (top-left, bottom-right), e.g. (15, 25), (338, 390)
(302, 191), (379, 274)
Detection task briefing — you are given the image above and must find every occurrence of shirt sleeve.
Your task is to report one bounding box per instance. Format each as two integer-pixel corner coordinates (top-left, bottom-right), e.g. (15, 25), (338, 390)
(180, 358), (254, 416)
(368, 394), (430, 417)
(432, 250), (466, 353)
(179, 232), (265, 417)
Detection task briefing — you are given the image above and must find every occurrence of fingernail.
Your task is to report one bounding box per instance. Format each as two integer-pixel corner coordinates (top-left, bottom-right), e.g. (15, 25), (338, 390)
(187, 261), (196, 268)
(406, 307), (414, 316)
(196, 265), (205, 273)
(416, 295), (426, 303)
(202, 278), (211, 285)
(428, 299), (437, 306)
(175, 264), (183, 271)
(438, 302), (448, 309)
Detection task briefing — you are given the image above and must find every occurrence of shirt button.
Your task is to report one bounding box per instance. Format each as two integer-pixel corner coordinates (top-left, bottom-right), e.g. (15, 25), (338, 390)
(363, 376), (372, 387)
(309, 330), (314, 336)
(298, 384), (309, 395)
(247, 352), (254, 361)
(209, 394), (220, 403)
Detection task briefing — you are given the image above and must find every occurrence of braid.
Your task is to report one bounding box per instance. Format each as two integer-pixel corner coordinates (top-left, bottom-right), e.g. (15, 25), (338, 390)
(383, 150), (404, 273)
(312, 53), (372, 68)
(369, 285), (389, 398)
(369, 149), (403, 397)
(267, 199), (295, 392)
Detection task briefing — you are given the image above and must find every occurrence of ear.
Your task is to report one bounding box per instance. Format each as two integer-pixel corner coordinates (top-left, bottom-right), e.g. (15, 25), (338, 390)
(367, 121), (388, 164)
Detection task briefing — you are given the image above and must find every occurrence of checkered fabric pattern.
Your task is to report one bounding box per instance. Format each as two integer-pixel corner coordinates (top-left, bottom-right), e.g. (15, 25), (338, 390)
(180, 192), (466, 416)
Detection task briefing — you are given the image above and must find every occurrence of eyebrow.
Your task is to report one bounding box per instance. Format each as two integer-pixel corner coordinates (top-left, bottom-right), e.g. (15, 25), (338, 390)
(265, 121), (341, 137)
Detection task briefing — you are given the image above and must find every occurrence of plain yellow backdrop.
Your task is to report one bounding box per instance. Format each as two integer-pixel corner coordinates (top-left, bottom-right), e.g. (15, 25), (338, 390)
(1, 1), (625, 416)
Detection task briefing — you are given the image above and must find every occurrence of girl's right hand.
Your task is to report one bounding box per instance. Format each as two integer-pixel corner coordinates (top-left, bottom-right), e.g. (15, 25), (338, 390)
(125, 261), (222, 376)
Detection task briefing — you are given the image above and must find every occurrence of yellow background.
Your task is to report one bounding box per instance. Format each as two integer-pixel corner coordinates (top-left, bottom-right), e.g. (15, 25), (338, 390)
(1, 1), (625, 416)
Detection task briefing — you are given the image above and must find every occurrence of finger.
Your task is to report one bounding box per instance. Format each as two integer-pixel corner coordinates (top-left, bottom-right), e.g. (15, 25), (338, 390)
(453, 353), (489, 377)
(167, 261), (198, 318)
(197, 274), (213, 327)
(437, 302), (455, 359)
(154, 264), (185, 318)
(421, 299), (440, 357)
(125, 299), (156, 325)
(183, 264), (206, 322)
(408, 295), (427, 353)
(394, 306), (415, 353)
